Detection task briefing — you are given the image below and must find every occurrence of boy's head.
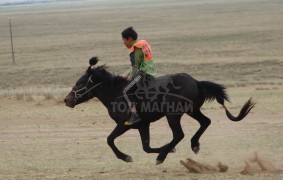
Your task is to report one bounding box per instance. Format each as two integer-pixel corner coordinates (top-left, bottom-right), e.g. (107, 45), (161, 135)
(121, 27), (138, 49)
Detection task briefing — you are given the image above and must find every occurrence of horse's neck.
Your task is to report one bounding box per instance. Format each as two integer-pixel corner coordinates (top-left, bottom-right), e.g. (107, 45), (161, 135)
(95, 77), (128, 108)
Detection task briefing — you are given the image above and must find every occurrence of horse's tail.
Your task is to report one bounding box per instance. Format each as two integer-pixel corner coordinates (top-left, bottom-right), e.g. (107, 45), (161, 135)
(198, 81), (255, 121)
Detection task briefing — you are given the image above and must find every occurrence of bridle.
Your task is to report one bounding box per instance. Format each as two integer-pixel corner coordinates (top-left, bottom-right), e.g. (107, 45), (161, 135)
(72, 76), (104, 102)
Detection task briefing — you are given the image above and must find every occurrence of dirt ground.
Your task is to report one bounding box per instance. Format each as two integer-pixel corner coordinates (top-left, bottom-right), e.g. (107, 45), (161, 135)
(0, 85), (283, 179)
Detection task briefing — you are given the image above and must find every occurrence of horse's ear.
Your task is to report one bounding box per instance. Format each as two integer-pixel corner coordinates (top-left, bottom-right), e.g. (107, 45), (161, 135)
(86, 66), (92, 76)
(97, 64), (106, 70)
(89, 57), (98, 66)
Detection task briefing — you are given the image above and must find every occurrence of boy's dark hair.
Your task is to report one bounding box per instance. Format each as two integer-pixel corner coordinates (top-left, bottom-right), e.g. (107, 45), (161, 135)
(121, 27), (138, 40)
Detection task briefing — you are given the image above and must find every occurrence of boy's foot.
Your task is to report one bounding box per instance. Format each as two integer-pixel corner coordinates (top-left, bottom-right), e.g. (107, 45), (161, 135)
(124, 113), (142, 126)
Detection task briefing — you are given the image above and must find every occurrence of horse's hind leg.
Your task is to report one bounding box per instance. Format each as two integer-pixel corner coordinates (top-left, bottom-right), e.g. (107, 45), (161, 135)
(156, 114), (184, 165)
(138, 124), (176, 153)
(188, 110), (211, 154)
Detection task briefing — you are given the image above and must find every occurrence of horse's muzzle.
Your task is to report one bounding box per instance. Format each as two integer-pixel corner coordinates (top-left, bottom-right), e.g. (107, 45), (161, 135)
(64, 98), (75, 108)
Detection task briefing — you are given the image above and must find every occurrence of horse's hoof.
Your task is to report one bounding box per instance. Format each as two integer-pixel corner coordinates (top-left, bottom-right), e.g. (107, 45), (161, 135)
(192, 146), (199, 154)
(170, 148), (176, 153)
(125, 155), (133, 162)
(156, 160), (163, 165)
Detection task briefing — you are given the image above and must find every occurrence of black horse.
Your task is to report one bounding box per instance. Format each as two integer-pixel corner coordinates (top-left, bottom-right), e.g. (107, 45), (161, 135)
(64, 57), (255, 165)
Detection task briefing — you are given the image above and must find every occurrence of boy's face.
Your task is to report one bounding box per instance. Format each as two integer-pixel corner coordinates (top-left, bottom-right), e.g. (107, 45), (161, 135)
(122, 37), (133, 49)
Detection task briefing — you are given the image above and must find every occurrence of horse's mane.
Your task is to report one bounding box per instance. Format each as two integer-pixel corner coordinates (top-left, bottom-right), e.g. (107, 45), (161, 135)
(92, 65), (127, 86)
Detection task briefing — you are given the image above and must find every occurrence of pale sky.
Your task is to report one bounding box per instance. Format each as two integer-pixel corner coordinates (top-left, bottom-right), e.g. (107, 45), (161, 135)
(0, 0), (30, 3)
(0, 0), (23, 2)
(0, 0), (54, 3)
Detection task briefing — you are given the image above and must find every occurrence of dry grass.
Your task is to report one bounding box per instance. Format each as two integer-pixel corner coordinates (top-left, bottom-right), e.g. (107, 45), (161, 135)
(0, 87), (69, 101)
(0, 0), (283, 92)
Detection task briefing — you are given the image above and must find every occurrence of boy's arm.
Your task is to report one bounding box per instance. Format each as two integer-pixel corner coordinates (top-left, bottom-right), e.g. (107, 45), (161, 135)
(128, 48), (144, 80)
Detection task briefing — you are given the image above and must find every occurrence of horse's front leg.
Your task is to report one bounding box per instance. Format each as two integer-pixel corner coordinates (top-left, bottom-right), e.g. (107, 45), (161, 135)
(138, 124), (176, 153)
(107, 124), (132, 162)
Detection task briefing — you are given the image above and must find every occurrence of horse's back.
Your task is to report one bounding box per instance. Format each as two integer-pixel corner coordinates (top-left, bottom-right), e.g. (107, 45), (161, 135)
(155, 73), (200, 99)
(156, 73), (196, 82)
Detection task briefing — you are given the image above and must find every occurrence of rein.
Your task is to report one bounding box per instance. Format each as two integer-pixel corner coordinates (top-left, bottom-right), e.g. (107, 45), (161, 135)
(73, 78), (104, 101)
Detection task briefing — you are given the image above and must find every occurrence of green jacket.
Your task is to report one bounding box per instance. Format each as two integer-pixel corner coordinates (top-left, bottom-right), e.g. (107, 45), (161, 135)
(128, 41), (157, 79)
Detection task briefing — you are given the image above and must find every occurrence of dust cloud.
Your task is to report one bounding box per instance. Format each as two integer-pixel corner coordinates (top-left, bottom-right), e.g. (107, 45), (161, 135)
(241, 152), (277, 175)
(180, 158), (228, 173)
(180, 152), (278, 174)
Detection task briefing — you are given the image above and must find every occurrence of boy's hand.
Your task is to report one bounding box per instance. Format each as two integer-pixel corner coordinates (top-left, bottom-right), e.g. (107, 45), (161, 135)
(123, 76), (130, 81)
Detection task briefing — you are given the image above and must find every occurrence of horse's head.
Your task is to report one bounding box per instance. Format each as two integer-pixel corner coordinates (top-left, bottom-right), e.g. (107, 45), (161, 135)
(64, 57), (105, 108)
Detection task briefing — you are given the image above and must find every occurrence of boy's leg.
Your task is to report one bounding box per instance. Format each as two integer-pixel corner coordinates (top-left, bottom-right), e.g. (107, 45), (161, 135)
(123, 72), (143, 125)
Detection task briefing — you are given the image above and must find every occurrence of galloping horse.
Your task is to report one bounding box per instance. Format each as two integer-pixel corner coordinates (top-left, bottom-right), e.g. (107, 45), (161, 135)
(64, 57), (255, 165)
